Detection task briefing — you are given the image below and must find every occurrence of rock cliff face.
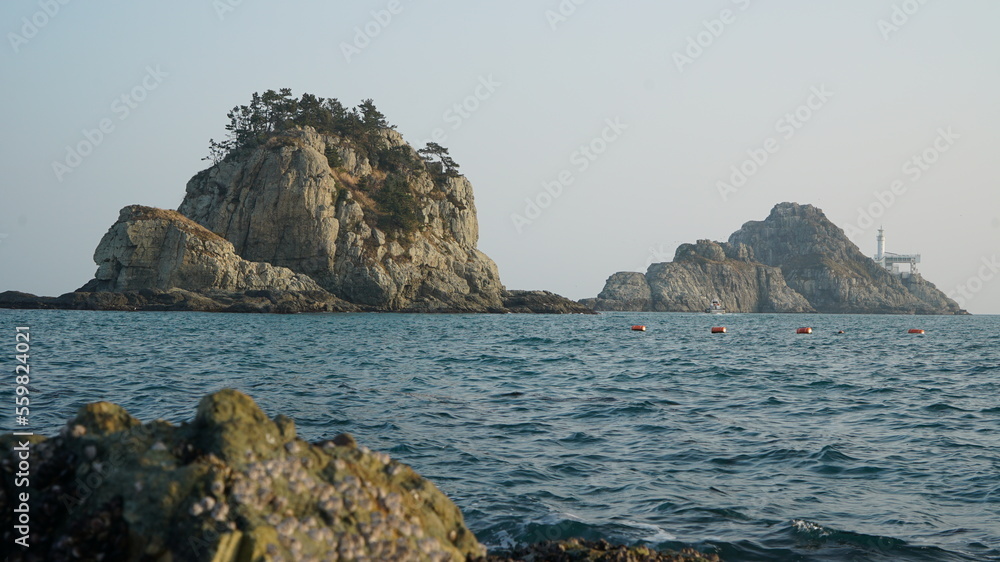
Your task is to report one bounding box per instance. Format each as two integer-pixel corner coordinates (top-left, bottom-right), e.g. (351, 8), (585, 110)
(587, 203), (960, 314)
(177, 127), (505, 312)
(587, 240), (813, 313)
(728, 203), (960, 314)
(584, 272), (653, 311)
(80, 206), (322, 294)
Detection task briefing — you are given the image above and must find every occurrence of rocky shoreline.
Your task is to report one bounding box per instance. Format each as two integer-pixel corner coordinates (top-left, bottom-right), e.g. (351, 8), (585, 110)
(0, 289), (593, 315)
(0, 390), (707, 561)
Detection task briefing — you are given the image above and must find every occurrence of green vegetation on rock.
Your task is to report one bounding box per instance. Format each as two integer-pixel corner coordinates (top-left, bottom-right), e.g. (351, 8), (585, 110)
(205, 90), (392, 165)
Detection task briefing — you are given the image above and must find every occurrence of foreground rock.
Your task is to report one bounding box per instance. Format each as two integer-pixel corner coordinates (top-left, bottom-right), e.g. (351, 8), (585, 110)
(0, 392), (718, 562)
(586, 203), (961, 314)
(0, 390), (484, 561)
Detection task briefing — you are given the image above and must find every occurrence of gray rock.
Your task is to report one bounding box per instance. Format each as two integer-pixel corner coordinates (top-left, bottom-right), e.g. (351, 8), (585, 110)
(588, 239), (812, 313)
(178, 127), (506, 312)
(590, 272), (653, 311)
(503, 290), (596, 314)
(586, 203), (961, 315)
(729, 203), (960, 314)
(0, 390), (485, 561)
(83, 206), (322, 293)
(0, 289), (360, 313)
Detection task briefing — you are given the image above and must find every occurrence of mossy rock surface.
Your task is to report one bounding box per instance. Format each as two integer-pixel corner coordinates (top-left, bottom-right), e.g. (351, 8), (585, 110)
(0, 390), (724, 562)
(0, 389), (485, 561)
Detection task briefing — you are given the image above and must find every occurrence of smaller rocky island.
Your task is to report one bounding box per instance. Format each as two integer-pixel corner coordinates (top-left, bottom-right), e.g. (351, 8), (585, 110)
(583, 203), (961, 314)
(0, 91), (588, 315)
(0, 390), (718, 561)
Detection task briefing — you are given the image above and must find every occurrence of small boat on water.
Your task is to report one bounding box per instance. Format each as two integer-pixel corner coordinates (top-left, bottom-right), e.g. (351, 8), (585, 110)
(706, 298), (726, 314)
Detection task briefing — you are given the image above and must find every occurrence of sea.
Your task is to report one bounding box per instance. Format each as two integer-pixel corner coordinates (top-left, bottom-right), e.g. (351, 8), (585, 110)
(3, 309), (998, 561)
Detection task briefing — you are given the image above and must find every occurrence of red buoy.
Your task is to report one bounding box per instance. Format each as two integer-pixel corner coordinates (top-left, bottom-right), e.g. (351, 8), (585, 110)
(796, 327), (813, 334)
(631, 325), (646, 332)
(711, 327), (727, 334)
(908, 329), (925, 334)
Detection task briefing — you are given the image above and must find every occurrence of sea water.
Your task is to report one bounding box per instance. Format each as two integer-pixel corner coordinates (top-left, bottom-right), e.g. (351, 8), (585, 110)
(2, 309), (998, 561)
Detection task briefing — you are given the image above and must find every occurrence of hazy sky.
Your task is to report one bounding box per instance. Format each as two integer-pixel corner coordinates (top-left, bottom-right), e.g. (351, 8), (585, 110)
(2, 1), (998, 313)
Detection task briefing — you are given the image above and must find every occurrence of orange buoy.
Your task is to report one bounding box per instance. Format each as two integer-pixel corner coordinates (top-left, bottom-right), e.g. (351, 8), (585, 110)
(631, 325), (646, 332)
(837, 330), (845, 334)
(711, 327), (727, 334)
(796, 327), (813, 334)
(908, 329), (925, 334)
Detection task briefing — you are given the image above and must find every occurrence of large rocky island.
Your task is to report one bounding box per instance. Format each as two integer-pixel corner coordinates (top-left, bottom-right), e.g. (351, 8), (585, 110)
(583, 203), (961, 314)
(0, 92), (587, 315)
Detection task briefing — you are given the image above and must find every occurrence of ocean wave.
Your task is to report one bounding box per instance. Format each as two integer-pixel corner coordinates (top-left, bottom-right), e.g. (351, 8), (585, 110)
(15, 310), (1000, 561)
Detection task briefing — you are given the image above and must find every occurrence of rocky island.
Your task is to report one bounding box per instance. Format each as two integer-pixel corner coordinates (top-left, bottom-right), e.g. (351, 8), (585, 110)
(583, 203), (961, 314)
(0, 390), (718, 561)
(0, 92), (588, 315)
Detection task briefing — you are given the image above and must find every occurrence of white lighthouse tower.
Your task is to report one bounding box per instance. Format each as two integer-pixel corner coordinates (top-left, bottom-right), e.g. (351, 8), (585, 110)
(874, 227), (920, 277)
(876, 227), (886, 266)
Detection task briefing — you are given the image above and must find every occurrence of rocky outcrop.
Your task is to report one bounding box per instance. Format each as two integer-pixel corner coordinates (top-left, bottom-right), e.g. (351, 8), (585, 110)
(0, 389), (485, 561)
(586, 203), (960, 314)
(0, 288), (359, 314)
(177, 127), (505, 312)
(587, 272), (653, 311)
(728, 203), (960, 314)
(899, 274), (958, 312)
(80, 206), (322, 294)
(588, 240), (814, 313)
(502, 290), (596, 314)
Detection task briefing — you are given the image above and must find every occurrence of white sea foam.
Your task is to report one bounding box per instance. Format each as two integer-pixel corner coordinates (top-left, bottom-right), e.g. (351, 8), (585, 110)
(626, 521), (678, 542)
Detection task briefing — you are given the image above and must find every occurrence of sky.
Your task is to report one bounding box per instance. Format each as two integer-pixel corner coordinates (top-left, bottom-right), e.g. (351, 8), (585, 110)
(1, 0), (998, 313)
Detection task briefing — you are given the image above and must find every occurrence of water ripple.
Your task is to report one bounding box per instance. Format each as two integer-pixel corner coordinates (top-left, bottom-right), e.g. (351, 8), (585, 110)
(3, 309), (998, 561)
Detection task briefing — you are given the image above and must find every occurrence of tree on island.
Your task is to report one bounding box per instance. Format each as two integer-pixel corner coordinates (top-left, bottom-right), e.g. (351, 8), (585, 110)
(202, 90), (465, 236)
(203, 90), (398, 164)
(418, 142), (461, 177)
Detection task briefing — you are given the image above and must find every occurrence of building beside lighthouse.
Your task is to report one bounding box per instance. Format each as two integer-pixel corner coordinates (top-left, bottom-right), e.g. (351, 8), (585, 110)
(874, 227), (921, 278)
